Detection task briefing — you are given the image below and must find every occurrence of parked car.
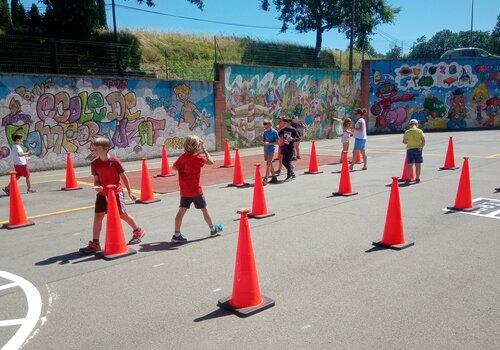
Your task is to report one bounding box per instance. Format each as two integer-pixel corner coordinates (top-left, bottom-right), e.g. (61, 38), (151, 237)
(440, 47), (498, 60)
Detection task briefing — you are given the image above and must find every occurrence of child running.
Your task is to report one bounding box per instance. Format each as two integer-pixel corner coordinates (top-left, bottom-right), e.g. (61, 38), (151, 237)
(171, 135), (223, 242)
(3, 134), (36, 195)
(262, 119), (279, 185)
(80, 137), (145, 254)
(278, 117), (301, 182)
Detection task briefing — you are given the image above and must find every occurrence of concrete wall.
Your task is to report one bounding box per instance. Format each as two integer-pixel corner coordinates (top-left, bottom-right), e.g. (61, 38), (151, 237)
(365, 58), (500, 133)
(0, 75), (216, 174)
(218, 64), (362, 148)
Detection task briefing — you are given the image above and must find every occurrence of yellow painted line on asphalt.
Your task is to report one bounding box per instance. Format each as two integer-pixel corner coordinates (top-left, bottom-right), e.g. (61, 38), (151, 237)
(0, 205), (96, 225)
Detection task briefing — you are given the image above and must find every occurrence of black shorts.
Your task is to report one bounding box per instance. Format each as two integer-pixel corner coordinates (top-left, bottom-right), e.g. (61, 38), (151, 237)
(95, 192), (126, 214)
(180, 195), (206, 209)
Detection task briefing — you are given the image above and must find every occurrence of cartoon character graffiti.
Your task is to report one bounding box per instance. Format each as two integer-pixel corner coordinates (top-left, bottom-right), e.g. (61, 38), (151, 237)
(370, 76), (416, 131)
(174, 84), (210, 131)
(446, 88), (468, 130)
(483, 96), (499, 128)
(471, 83), (489, 122)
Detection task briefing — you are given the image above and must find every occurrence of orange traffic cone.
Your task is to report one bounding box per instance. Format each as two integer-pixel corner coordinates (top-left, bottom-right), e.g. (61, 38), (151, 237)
(157, 145), (175, 177)
(399, 156), (415, 182)
(220, 139), (233, 168)
(372, 177), (414, 250)
(218, 208), (275, 317)
(61, 153), (82, 191)
(447, 157), (478, 212)
(249, 164), (275, 219)
(440, 136), (459, 170)
(99, 185), (136, 260)
(305, 140), (323, 175)
(136, 158), (161, 204)
(332, 151), (358, 196)
(228, 148), (250, 187)
(3, 172), (34, 229)
(354, 150), (362, 164)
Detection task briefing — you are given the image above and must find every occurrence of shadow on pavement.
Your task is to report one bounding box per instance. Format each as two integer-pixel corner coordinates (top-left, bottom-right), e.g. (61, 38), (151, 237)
(193, 308), (231, 322)
(139, 237), (213, 252)
(35, 251), (100, 265)
(364, 245), (388, 253)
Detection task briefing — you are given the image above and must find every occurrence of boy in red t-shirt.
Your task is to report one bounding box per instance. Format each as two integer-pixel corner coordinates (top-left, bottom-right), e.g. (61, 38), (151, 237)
(171, 135), (223, 242)
(79, 137), (145, 254)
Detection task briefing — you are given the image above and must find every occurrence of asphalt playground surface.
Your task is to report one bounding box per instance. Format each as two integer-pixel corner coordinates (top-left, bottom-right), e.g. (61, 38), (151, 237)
(0, 130), (499, 349)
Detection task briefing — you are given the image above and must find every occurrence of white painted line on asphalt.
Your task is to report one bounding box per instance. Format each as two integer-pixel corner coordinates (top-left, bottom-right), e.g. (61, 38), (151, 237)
(0, 319), (25, 327)
(0, 283), (17, 291)
(0, 271), (42, 350)
(212, 288), (221, 293)
(301, 325), (312, 329)
(152, 263), (164, 268)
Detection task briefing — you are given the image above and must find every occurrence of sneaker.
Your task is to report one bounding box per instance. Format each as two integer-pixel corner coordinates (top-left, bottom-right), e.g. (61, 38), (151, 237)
(269, 176), (279, 184)
(27, 189), (37, 193)
(3, 187), (9, 195)
(79, 241), (101, 255)
(291, 173), (296, 179)
(349, 166), (354, 172)
(171, 233), (187, 243)
(128, 227), (145, 245)
(404, 179), (411, 185)
(284, 176), (293, 182)
(262, 178), (268, 186)
(274, 170), (281, 176)
(415, 178), (421, 184)
(362, 166), (367, 170)
(210, 224), (223, 237)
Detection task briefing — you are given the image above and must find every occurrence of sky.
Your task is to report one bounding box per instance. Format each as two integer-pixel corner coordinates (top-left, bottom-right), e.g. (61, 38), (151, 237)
(20, 0), (499, 55)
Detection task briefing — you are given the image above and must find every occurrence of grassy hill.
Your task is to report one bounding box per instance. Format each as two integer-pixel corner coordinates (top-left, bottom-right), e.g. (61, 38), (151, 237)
(130, 30), (368, 80)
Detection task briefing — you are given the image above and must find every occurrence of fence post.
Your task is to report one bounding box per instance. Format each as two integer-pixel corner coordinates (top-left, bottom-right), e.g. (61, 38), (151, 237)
(52, 40), (60, 74)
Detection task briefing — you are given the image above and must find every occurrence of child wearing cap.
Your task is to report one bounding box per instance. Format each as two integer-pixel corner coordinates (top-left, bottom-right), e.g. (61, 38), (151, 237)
(278, 117), (301, 182)
(403, 119), (426, 183)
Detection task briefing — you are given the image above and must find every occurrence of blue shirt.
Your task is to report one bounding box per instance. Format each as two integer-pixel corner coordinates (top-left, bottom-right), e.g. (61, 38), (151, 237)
(263, 128), (279, 153)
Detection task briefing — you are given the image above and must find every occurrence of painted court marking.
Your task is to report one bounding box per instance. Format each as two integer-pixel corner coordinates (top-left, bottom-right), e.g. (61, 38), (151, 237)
(0, 271), (42, 350)
(443, 198), (500, 220)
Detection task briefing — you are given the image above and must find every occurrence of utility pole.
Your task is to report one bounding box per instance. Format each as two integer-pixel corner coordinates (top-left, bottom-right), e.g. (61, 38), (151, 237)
(112, 0), (118, 41)
(470, 0), (474, 47)
(348, 0), (355, 71)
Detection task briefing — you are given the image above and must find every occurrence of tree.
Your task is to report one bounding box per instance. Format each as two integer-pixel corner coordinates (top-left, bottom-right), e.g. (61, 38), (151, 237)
(96, 0), (107, 29)
(261, 0), (343, 56)
(490, 14), (500, 55)
(11, 0), (27, 29)
(0, 0), (12, 31)
(385, 44), (402, 59)
(27, 4), (42, 32)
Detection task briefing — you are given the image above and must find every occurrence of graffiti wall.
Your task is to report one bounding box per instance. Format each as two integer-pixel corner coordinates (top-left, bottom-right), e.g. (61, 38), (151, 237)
(0, 75), (215, 173)
(367, 58), (500, 133)
(223, 64), (361, 147)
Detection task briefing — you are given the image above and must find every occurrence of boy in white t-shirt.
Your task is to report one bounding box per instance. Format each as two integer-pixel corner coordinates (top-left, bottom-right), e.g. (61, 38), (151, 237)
(350, 108), (368, 171)
(3, 134), (36, 195)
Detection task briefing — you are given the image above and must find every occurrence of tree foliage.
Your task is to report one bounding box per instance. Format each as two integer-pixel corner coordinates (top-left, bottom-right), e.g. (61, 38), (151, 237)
(96, 0), (107, 29)
(385, 44), (402, 59)
(0, 0), (12, 31)
(27, 4), (42, 32)
(11, 0), (27, 29)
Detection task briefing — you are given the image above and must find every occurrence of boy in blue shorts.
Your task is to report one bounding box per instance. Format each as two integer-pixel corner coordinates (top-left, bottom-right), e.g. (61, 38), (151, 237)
(262, 119), (279, 185)
(403, 119), (426, 183)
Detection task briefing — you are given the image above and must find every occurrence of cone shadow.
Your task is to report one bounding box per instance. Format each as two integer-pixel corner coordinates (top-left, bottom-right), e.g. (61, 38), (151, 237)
(35, 251), (98, 265)
(193, 308), (232, 322)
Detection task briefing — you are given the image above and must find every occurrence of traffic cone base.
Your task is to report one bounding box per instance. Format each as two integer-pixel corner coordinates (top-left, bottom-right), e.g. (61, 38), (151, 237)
(305, 170), (323, 175)
(227, 182), (252, 188)
(372, 240), (415, 251)
(220, 164), (234, 168)
(439, 166), (459, 170)
(217, 295), (275, 318)
(61, 186), (82, 191)
(248, 212), (275, 219)
(495, 187), (500, 192)
(332, 191), (358, 197)
(446, 206), (479, 212)
(3, 221), (35, 230)
(97, 248), (137, 260)
(136, 197), (161, 204)
(156, 173), (175, 178)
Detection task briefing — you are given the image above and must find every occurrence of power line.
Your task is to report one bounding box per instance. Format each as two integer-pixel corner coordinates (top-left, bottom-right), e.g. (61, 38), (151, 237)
(113, 4), (284, 30)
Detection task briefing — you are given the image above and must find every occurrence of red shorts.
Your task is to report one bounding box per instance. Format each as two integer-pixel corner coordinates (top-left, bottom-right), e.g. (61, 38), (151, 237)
(14, 164), (30, 178)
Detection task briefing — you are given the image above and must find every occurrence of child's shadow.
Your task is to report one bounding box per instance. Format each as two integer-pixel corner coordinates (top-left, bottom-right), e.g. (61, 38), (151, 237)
(35, 251), (99, 265)
(139, 237), (213, 252)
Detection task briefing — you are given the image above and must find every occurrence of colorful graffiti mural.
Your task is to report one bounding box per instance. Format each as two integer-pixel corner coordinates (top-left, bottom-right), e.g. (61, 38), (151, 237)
(223, 64), (361, 147)
(0, 75), (215, 173)
(368, 59), (500, 133)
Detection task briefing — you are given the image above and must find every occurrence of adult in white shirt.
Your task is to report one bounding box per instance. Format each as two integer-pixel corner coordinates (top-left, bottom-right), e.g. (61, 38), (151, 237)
(350, 108), (368, 171)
